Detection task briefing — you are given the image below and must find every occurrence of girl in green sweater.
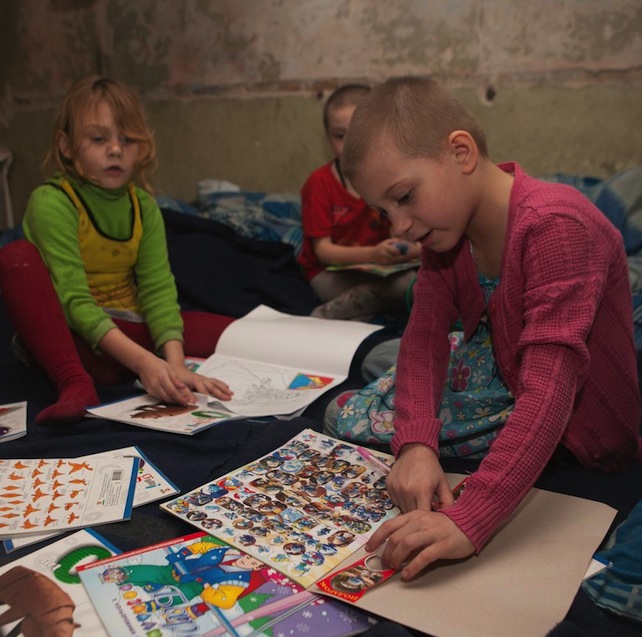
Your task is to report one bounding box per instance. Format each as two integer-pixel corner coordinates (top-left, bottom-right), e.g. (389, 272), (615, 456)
(0, 76), (233, 425)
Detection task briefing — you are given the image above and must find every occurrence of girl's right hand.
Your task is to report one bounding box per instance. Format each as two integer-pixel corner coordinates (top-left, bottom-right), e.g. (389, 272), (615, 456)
(137, 352), (198, 406)
(385, 444), (454, 513)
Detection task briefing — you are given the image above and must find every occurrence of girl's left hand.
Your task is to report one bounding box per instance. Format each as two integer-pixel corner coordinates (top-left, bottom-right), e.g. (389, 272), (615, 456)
(366, 510), (475, 580)
(171, 366), (234, 402)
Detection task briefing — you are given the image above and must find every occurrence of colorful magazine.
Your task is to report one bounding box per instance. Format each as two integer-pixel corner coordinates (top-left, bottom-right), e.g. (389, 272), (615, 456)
(78, 531), (375, 637)
(160, 429), (400, 589)
(0, 528), (120, 637)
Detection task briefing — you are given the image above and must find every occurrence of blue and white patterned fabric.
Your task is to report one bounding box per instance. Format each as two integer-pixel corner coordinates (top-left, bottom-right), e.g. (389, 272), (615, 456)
(582, 498), (642, 623)
(157, 191), (304, 256)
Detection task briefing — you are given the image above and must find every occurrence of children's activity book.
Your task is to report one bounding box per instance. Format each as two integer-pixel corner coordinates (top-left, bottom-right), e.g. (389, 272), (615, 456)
(0, 401), (27, 444)
(160, 429), (399, 590)
(78, 530), (375, 637)
(88, 305), (382, 434)
(3, 446), (179, 552)
(326, 261), (420, 277)
(0, 528), (120, 637)
(0, 455), (138, 538)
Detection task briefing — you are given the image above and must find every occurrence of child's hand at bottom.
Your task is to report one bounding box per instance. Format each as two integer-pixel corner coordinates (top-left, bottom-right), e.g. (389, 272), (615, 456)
(366, 510), (475, 581)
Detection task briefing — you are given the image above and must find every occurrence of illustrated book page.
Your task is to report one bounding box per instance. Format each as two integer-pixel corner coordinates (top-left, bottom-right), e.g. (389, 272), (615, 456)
(160, 429), (398, 589)
(86, 393), (242, 435)
(78, 530), (375, 637)
(0, 456), (138, 537)
(4, 446), (179, 552)
(0, 528), (120, 637)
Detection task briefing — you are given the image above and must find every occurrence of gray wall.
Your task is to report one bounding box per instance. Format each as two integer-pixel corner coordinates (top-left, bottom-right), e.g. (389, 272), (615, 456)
(1, 0), (641, 223)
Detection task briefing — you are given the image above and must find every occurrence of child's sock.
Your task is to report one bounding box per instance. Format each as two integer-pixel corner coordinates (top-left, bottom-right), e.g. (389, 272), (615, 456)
(0, 240), (99, 425)
(35, 371), (99, 426)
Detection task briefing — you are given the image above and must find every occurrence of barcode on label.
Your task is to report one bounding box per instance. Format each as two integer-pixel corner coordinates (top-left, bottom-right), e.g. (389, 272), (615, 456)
(112, 470), (123, 481)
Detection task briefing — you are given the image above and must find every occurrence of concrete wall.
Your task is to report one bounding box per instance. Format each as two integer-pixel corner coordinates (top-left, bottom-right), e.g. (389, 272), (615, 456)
(1, 0), (641, 223)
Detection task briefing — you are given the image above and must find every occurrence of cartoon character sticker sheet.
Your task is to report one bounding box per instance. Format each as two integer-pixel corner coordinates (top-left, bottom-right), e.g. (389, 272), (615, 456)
(161, 429), (400, 589)
(316, 552), (397, 603)
(0, 456), (138, 537)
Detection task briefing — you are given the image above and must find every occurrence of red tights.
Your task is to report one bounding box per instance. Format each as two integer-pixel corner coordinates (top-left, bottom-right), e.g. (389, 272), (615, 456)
(0, 240), (234, 425)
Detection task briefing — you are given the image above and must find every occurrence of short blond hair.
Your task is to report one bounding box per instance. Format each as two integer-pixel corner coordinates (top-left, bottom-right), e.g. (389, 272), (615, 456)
(323, 84), (371, 131)
(342, 76), (487, 180)
(45, 76), (157, 193)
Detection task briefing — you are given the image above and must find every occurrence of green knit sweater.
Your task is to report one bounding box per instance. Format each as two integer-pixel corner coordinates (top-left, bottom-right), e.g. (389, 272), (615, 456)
(23, 174), (183, 351)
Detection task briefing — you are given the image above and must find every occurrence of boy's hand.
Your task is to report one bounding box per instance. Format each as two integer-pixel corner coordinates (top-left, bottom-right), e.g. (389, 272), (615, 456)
(367, 443), (474, 579)
(372, 239), (417, 264)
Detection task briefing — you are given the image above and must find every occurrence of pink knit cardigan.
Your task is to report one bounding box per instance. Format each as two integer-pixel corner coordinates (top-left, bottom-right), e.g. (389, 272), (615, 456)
(392, 163), (642, 551)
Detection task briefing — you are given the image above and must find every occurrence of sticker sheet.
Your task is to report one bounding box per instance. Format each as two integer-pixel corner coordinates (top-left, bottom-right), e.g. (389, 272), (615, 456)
(161, 429), (399, 589)
(4, 446), (178, 551)
(0, 456), (138, 537)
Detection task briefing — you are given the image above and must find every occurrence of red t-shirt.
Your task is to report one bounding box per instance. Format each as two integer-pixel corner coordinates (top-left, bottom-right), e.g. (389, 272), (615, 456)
(297, 162), (391, 280)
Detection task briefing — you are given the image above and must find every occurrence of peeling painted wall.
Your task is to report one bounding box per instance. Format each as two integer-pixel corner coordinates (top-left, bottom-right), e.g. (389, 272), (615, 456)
(1, 0), (641, 221)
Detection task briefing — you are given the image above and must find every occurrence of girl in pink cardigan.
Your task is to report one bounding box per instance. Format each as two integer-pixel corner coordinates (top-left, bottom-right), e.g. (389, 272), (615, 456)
(331, 76), (642, 580)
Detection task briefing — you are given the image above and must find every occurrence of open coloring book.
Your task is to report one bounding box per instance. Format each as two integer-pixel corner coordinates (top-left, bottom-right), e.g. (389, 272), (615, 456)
(87, 305), (382, 434)
(78, 530), (375, 637)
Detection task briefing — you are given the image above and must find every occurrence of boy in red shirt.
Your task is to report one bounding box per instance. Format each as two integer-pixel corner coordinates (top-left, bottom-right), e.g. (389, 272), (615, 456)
(298, 84), (420, 320)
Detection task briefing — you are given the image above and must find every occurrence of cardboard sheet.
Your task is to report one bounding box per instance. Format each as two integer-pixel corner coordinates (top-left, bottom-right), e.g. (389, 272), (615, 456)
(338, 477), (617, 637)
